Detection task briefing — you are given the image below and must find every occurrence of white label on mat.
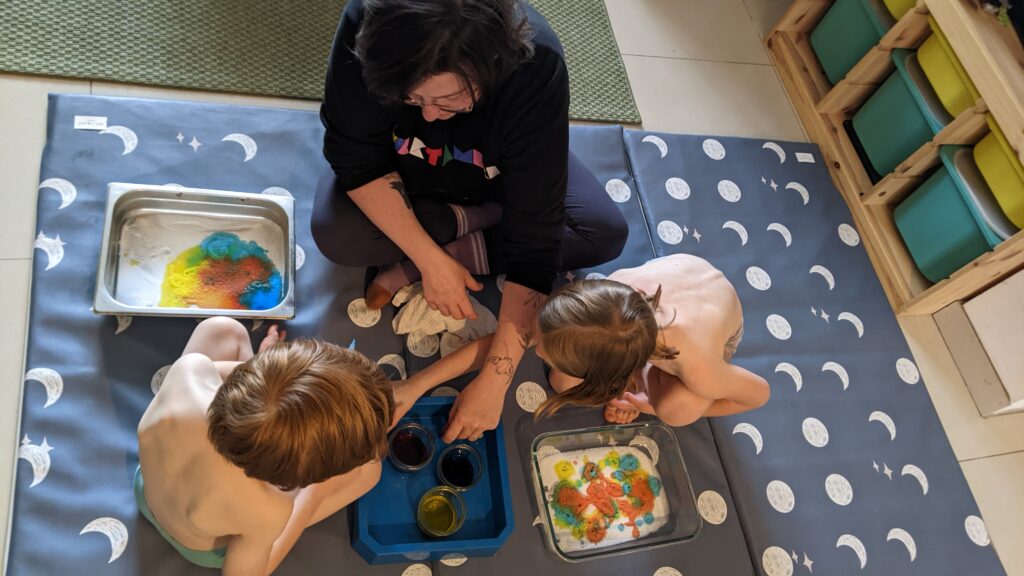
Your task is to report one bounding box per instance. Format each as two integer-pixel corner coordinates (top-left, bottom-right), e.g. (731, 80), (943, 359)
(795, 152), (816, 163)
(74, 116), (108, 130)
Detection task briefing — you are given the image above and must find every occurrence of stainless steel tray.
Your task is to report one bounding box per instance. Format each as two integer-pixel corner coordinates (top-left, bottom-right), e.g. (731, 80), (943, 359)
(93, 183), (295, 319)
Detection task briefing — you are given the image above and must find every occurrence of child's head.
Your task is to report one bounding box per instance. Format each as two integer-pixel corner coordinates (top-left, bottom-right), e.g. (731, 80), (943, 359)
(207, 340), (395, 491)
(534, 279), (678, 417)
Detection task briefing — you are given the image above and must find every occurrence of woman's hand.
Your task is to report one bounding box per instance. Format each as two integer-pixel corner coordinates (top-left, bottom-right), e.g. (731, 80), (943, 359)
(420, 253), (482, 320)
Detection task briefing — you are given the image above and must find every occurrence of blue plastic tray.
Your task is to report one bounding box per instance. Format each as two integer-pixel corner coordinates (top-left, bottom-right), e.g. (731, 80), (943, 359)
(352, 396), (514, 564)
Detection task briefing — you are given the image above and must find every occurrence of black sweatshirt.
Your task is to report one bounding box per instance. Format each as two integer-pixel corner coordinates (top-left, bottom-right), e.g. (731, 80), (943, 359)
(320, 0), (569, 294)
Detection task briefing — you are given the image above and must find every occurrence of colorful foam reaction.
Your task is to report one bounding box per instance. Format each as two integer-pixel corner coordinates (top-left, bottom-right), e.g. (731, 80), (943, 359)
(160, 232), (282, 310)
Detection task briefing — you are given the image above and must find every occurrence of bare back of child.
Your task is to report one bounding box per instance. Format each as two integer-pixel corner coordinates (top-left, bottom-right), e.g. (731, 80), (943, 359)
(544, 254), (769, 426)
(137, 317), (393, 575)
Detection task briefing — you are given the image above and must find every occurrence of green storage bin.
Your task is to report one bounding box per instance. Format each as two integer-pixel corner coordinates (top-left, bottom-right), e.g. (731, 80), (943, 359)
(810, 0), (895, 85)
(895, 146), (1018, 283)
(852, 49), (952, 176)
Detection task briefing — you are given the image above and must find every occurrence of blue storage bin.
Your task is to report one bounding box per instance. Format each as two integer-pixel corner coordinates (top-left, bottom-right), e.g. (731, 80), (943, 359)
(352, 397), (514, 564)
(852, 48), (953, 177)
(894, 145), (1018, 283)
(810, 0), (895, 85)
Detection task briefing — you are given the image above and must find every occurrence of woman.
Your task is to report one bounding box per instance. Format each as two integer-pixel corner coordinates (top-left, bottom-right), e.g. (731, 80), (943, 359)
(312, 0), (627, 442)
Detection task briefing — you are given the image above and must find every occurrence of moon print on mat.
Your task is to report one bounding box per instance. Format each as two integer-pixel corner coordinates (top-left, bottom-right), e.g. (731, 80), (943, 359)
(99, 126), (138, 155)
(901, 464), (929, 495)
(430, 386), (460, 397)
(295, 244), (306, 271)
(642, 134), (669, 158)
(696, 490), (728, 525)
(766, 223), (792, 247)
(18, 436), (53, 487)
(837, 312), (864, 338)
(762, 546), (794, 576)
(657, 221), (684, 245)
(586, 272), (607, 280)
(765, 314), (792, 340)
(150, 365), (172, 395)
(809, 265), (835, 290)
(221, 133), (258, 161)
(605, 179), (631, 203)
(401, 564), (431, 576)
(653, 568), (682, 576)
(746, 266), (772, 291)
(785, 182), (810, 205)
(717, 180), (742, 203)
(261, 186), (293, 197)
(774, 363), (802, 391)
(802, 417), (829, 447)
(516, 381), (547, 413)
(628, 435), (661, 465)
(721, 221), (748, 245)
(377, 353), (407, 380)
(80, 517), (128, 563)
(115, 315), (133, 335)
(33, 231), (65, 270)
(732, 423), (763, 455)
(766, 480), (795, 513)
(887, 528), (917, 562)
(965, 515), (991, 546)
(822, 361), (850, 390)
(25, 368), (63, 408)
(38, 178), (77, 209)
(407, 330), (439, 358)
(440, 553), (468, 567)
(762, 142), (786, 163)
(838, 223), (861, 246)
(665, 177), (690, 200)
(347, 298), (382, 328)
(825, 473), (853, 506)
(896, 358), (920, 384)
(836, 534), (868, 569)
(868, 411), (897, 441)
(702, 138), (726, 160)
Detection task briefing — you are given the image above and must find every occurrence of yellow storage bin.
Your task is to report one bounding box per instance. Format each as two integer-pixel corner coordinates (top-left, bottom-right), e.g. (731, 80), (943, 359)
(882, 0), (915, 19)
(918, 17), (980, 117)
(974, 116), (1024, 229)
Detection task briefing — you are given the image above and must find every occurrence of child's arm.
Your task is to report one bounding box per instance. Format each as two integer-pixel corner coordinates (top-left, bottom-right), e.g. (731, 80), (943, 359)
(391, 334), (495, 426)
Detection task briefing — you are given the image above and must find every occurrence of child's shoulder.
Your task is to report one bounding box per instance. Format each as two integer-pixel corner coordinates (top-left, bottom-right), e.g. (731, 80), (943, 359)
(160, 353), (220, 394)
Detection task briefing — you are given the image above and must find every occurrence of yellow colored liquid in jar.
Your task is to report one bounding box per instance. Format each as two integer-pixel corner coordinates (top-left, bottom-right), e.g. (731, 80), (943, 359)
(419, 494), (457, 535)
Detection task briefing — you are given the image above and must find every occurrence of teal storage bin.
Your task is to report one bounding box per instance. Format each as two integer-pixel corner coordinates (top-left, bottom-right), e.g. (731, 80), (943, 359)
(852, 49), (953, 177)
(895, 146), (1019, 283)
(810, 0), (895, 85)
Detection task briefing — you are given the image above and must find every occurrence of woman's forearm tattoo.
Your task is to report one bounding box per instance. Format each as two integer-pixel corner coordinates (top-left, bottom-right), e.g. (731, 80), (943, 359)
(384, 173), (412, 210)
(485, 342), (516, 385)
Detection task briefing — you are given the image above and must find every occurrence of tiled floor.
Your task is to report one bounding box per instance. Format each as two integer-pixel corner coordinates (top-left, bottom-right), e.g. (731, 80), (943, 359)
(1, 1), (1021, 574)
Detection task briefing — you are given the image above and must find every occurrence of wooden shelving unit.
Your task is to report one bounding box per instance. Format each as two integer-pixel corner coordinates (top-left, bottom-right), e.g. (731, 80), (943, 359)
(766, 0), (1024, 317)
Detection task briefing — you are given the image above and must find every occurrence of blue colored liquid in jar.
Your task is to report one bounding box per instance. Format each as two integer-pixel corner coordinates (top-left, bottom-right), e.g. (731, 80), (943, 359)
(441, 452), (475, 488)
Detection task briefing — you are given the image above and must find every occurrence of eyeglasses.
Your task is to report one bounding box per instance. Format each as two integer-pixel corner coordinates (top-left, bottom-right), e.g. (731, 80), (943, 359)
(403, 90), (475, 114)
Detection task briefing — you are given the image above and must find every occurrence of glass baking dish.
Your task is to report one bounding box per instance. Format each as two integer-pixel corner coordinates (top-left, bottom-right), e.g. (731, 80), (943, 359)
(529, 421), (701, 562)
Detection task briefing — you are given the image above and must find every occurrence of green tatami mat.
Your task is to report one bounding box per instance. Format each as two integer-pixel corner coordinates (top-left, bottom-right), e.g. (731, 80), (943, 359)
(0, 0), (640, 123)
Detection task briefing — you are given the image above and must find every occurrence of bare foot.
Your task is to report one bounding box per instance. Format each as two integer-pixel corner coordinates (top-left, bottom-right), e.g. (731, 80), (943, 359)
(604, 402), (639, 424)
(258, 325), (286, 353)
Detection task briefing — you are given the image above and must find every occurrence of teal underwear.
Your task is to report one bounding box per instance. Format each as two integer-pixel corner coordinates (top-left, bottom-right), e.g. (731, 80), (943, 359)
(133, 466), (228, 569)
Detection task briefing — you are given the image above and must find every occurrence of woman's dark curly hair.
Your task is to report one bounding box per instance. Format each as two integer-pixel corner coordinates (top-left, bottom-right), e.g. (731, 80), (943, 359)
(355, 0), (535, 106)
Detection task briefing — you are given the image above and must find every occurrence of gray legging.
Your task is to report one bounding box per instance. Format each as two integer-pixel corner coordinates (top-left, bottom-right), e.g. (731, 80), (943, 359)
(311, 151), (628, 272)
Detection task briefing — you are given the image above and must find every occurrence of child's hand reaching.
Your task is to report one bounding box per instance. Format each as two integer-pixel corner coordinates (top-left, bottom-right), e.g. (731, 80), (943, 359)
(389, 378), (424, 430)
(258, 325), (286, 353)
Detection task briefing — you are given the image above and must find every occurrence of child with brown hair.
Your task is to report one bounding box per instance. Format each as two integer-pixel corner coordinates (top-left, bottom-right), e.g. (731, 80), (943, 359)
(536, 254), (769, 425)
(390, 254), (768, 428)
(136, 317), (394, 575)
